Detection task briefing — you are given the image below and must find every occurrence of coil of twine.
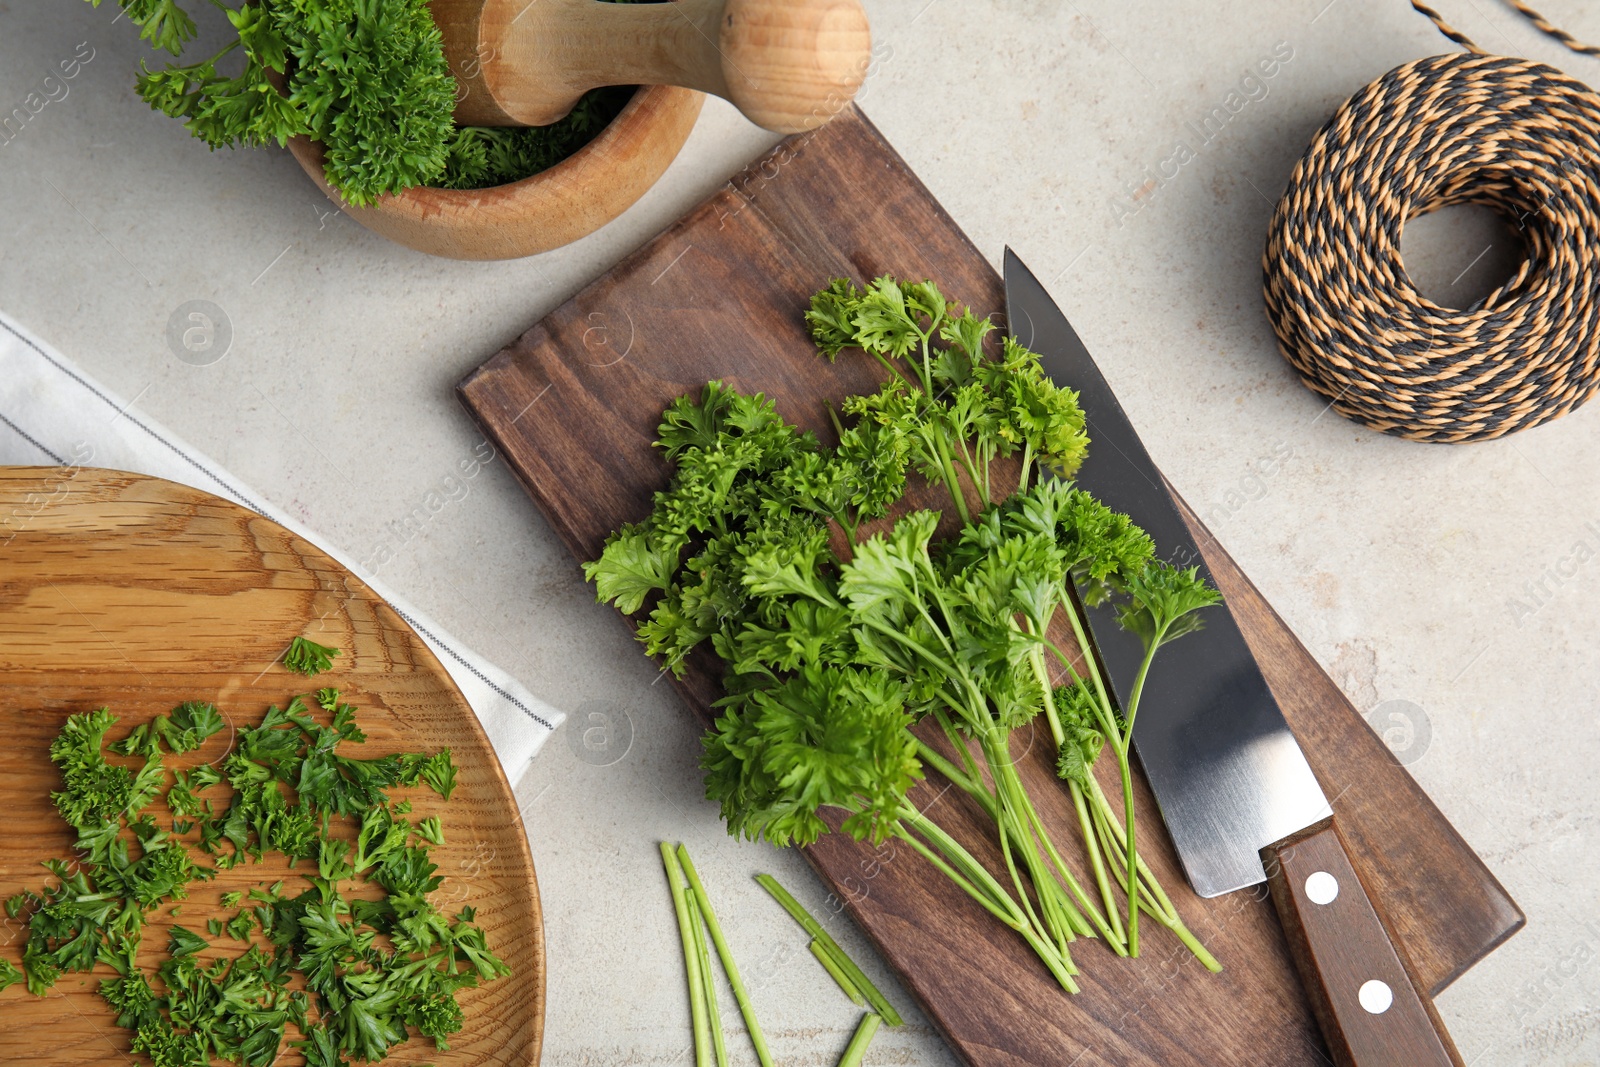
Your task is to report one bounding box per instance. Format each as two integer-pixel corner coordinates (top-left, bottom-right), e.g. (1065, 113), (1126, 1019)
(1263, 35), (1600, 442)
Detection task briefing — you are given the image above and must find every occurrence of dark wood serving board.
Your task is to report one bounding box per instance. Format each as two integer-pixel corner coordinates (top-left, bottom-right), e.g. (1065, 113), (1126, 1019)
(457, 107), (1521, 1066)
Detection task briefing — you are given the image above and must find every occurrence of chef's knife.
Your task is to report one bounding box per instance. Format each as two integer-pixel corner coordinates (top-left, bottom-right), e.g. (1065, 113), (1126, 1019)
(1004, 248), (1463, 1066)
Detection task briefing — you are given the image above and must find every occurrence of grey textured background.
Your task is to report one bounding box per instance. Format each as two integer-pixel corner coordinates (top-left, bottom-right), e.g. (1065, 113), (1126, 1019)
(2, 0), (1597, 1062)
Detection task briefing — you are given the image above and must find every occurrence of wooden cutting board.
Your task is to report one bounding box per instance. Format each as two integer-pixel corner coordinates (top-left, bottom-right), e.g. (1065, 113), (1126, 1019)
(456, 107), (1521, 1065)
(0, 468), (544, 1067)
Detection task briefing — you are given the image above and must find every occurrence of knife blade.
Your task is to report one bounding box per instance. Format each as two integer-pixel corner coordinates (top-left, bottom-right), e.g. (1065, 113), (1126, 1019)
(1005, 248), (1328, 900)
(1004, 248), (1464, 1066)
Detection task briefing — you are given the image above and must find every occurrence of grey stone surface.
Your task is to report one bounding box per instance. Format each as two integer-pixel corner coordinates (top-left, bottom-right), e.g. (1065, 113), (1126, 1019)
(2, 0), (1596, 1062)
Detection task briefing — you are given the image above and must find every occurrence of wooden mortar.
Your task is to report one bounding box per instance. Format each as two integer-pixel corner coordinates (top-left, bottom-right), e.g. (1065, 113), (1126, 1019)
(288, 86), (703, 261)
(288, 0), (868, 260)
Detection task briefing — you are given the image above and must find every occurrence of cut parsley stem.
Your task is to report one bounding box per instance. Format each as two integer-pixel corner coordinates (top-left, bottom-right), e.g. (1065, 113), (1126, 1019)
(809, 939), (866, 1005)
(662, 843), (714, 1067)
(676, 845), (775, 1067)
(588, 277), (1222, 997)
(691, 892), (730, 1067)
(837, 1013), (882, 1067)
(754, 874), (903, 1027)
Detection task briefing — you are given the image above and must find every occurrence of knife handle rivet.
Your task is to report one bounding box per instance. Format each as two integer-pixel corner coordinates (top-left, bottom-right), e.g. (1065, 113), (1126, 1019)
(1304, 870), (1339, 905)
(1358, 979), (1394, 1014)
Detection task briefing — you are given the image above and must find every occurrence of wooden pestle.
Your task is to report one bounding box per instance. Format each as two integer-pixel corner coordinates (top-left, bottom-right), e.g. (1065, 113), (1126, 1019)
(431, 0), (872, 134)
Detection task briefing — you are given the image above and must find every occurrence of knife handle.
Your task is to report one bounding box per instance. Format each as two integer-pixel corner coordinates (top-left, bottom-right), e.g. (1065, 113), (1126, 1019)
(1262, 819), (1464, 1067)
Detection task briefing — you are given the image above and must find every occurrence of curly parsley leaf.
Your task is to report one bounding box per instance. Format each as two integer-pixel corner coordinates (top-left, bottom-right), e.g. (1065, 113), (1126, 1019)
(283, 636), (338, 677)
(1116, 561), (1223, 652)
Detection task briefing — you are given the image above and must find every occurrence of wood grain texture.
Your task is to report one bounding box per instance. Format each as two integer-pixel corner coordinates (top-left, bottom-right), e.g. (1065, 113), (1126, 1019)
(288, 84), (704, 260)
(1263, 820), (1464, 1067)
(439, 0), (870, 133)
(455, 106), (1522, 1066)
(0, 468), (544, 1067)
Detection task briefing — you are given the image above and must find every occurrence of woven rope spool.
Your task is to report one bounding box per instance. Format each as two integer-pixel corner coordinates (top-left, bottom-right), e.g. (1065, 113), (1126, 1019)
(1263, 51), (1600, 442)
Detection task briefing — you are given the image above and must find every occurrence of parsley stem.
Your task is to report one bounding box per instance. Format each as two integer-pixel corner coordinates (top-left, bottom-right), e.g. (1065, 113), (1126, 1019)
(1087, 788), (1222, 970)
(1123, 625), (1168, 738)
(810, 939), (866, 1005)
(754, 874), (902, 1026)
(1159, 912), (1221, 972)
(1037, 616), (1129, 831)
(1021, 923), (1080, 993)
(1025, 630), (1126, 946)
(1084, 779), (1153, 903)
(1055, 595), (1121, 742)
(1082, 779), (1218, 969)
(194, 38), (241, 69)
(691, 894), (730, 1067)
(837, 1013), (882, 1067)
(1032, 643), (1067, 750)
(895, 803), (1032, 930)
(902, 816), (1084, 994)
(918, 333), (936, 396)
(824, 399), (847, 439)
(932, 434), (971, 524)
(661, 843), (713, 1067)
(891, 824), (1021, 930)
(987, 732), (1106, 942)
(1050, 867), (1088, 952)
(1015, 778), (1120, 946)
(1034, 876), (1072, 958)
(1071, 779), (1127, 948)
(1088, 788), (1165, 917)
(931, 684), (1121, 951)
(910, 596), (959, 663)
(953, 434), (984, 500)
(675, 845), (775, 1067)
(988, 761), (1055, 948)
(928, 709), (991, 805)
(1116, 744), (1140, 956)
(1111, 630), (1171, 962)
(917, 733), (1122, 951)
(918, 735), (969, 786)
(980, 733), (1059, 928)
(868, 348), (919, 393)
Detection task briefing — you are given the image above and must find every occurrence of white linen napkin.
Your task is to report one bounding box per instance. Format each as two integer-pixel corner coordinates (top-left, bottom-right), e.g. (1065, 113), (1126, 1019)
(0, 312), (561, 774)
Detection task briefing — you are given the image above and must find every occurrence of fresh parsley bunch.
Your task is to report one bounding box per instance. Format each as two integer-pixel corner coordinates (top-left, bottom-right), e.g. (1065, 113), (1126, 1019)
(587, 277), (1224, 989)
(3, 680), (506, 1067)
(92, 0), (637, 204)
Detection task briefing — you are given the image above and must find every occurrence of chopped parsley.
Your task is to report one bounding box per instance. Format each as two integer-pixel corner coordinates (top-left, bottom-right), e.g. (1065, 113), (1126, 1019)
(1, 669), (504, 1066)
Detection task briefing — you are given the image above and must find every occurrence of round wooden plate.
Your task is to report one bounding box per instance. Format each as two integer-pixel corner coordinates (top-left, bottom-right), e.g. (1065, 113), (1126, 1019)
(0, 467), (544, 1066)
